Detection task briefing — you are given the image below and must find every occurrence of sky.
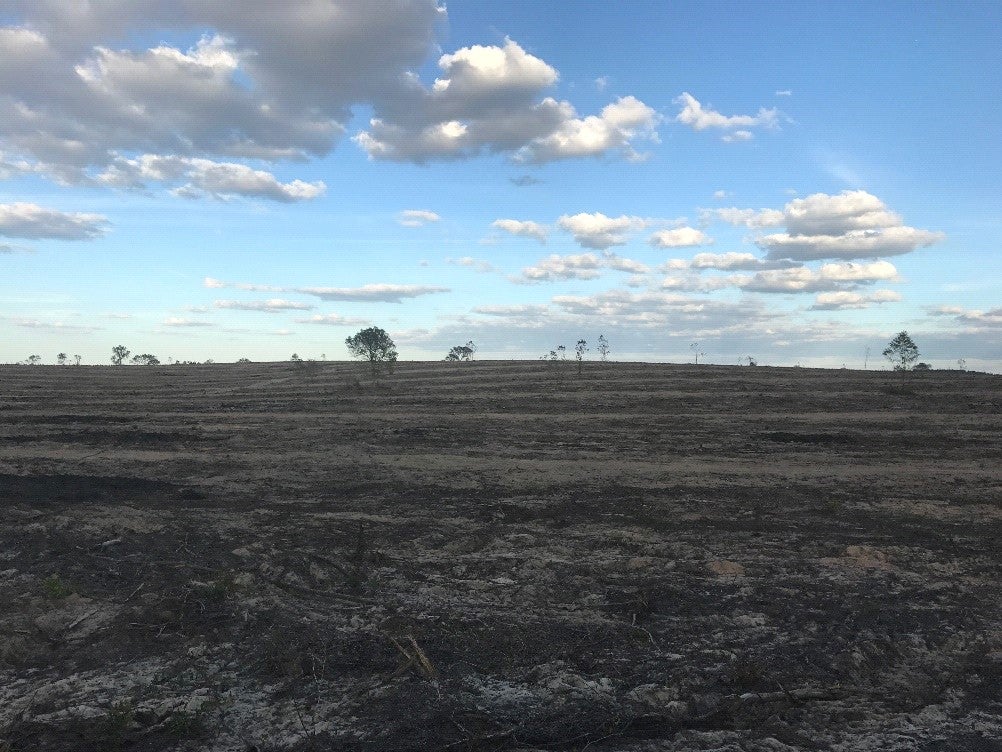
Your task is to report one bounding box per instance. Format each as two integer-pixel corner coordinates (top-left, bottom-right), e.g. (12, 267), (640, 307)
(1, 1), (1000, 370)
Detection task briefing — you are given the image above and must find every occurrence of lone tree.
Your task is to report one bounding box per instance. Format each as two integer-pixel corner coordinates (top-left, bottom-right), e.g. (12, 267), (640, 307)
(445, 340), (477, 362)
(575, 339), (588, 375)
(345, 326), (397, 374)
(111, 345), (130, 365)
(597, 334), (610, 362)
(883, 331), (919, 371)
(57, 352), (68, 366)
(131, 353), (161, 366)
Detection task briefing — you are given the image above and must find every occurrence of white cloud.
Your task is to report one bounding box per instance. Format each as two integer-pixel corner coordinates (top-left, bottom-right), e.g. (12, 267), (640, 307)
(783, 190), (903, 236)
(810, 290), (902, 310)
(515, 95), (660, 163)
(712, 190), (730, 200)
(516, 253), (603, 282)
(689, 252), (796, 271)
(739, 260), (899, 293)
(514, 250), (649, 282)
(557, 212), (650, 249)
(203, 277), (226, 288)
(758, 226), (944, 261)
(433, 37), (558, 96)
(929, 305), (1002, 329)
(296, 283), (450, 303)
(594, 76), (610, 91)
(721, 130), (753, 143)
(163, 317), (215, 327)
(9, 317), (102, 332)
(649, 227), (714, 248)
(398, 209), (441, 227)
(214, 299), (314, 312)
(674, 92), (778, 133)
(701, 207), (785, 228)
(297, 313), (370, 326)
(775, 90), (793, 97)
(0, 202), (108, 240)
(492, 218), (548, 243)
(450, 256), (497, 273)
(99, 155), (325, 202)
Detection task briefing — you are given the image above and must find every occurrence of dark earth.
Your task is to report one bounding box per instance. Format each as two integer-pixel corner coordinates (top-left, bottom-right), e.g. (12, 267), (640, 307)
(1, 360), (1000, 751)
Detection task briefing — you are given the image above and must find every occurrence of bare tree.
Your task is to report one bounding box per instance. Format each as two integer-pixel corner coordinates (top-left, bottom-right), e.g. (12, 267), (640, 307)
(690, 342), (706, 365)
(73, 354), (82, 366)
(575, 339), (588, 375)
(597, 334), (610, 362)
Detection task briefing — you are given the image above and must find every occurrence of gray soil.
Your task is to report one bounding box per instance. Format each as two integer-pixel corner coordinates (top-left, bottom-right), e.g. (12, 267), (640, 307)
(1, 360), (1000, 751)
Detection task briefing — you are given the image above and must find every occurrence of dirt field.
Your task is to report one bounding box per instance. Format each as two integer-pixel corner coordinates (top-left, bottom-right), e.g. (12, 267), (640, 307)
(1, 360), (1000, 751)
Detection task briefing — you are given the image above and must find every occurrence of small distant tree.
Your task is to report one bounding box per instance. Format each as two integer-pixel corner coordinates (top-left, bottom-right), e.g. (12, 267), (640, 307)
(73, 354), (82, 366)
(26, 354), (42, 365)
(345, 326), (397, 375)
(913, 362), (932, 371)
(131, 353), (160, 366)
(57, 352), (68, 366)
(445, 340), (477, 362)
(690, 342), (706, 365)
(575, 339), (588, 375)
(237, 357), (251, 363)
(597, 334), (610, 362)
(883, 331), (919, 371)
(957, 358), (966, 371)
(743, 356), (758, 367)
(290, 353), (302, 363)
(111, 345), (130, 365)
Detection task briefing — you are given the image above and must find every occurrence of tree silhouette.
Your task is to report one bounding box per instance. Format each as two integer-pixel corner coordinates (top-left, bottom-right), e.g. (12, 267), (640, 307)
(111, 345), (130, 365)
(345, 327), (397, 375)
(883, 331), (919, 371)
(597, 334), (610, 362)
(445, 341), (477, 361)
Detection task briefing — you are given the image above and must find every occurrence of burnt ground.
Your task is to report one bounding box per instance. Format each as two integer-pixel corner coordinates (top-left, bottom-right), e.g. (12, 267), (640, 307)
(0, 360), (1000, 752)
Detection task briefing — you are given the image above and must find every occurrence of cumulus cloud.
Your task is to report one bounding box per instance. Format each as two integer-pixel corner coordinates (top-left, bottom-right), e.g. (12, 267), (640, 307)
(753, 190), (944, 261)
(783, 190), (903, 235)
(214, 299), (314, 312)
(492, 218), (548, 243)
(353, 35), (658, 163)
(514, 250), (648, 283)
(701, 207), (785, 228)
(516, 253), (603, 282)
(810, 290), (902, 310)
(398, 209), (441, 227)
(557, 212), (651, 249)
(1, 3), (445, 179)
(99, 155), (325, 201)
(649, 227), (714, 248)
(513, 95), (660, 163)
(0, 202), (108, 240)
(674, 92), (778, 136)
(296, 283), (450, 303)
(739, 260), (899, 293)
(929, 305), (1002, 329)
(758, 226), (944, 261)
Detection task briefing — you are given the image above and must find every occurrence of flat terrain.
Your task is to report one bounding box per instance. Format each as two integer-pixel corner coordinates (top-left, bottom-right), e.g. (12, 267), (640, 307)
(1, 360), (1000, 752)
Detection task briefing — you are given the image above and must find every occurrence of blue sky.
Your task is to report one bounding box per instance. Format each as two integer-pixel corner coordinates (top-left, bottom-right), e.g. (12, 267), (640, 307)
(2, 1), (999, 369)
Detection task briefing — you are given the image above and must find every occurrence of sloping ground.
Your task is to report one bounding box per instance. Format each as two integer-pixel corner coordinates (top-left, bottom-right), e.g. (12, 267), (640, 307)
(1, 360), (1000, 751)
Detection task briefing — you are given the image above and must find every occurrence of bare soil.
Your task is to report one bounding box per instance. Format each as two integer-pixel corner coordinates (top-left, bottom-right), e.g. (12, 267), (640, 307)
(1, 360), (1000, 751)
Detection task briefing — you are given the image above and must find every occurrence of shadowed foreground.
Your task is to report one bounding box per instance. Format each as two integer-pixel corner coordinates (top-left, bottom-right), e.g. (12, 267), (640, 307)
(1, 361), (1000, 751)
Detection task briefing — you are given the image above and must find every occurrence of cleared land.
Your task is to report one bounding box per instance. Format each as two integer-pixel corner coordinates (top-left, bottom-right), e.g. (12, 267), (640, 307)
(1, 360), (1000, 751)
